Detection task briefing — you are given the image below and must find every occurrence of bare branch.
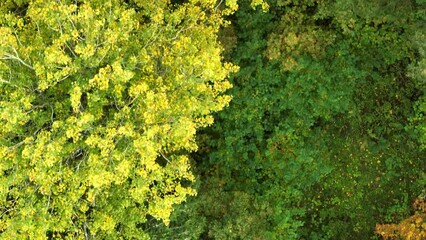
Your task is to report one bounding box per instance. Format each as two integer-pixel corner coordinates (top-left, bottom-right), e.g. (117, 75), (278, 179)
(160, 151), (171, 163)
(2, 48), (34, 70)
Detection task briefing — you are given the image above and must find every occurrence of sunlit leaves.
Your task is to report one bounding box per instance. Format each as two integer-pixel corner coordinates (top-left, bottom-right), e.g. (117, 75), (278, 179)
(0, 0), (235, 238)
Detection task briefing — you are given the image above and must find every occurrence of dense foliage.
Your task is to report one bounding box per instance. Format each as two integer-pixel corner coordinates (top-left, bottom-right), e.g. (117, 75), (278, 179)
(146, 0), (426, 239)
(376, 198), (426, 239)
(0, 0), (237, 238)
(1, 0), (425, 239)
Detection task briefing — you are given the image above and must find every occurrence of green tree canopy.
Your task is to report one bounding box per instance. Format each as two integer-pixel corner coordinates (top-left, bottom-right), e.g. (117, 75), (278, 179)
(145, 0), (426, 239)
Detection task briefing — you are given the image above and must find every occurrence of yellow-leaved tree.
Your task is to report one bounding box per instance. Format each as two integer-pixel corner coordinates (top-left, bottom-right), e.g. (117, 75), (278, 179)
(0, 0), (237, 238)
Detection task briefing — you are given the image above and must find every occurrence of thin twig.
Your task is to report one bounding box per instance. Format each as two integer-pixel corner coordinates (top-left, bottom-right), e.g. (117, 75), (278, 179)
(214, 0), (224, 12)
(2, 48), (34, 70)
(159, 151), (171, 163)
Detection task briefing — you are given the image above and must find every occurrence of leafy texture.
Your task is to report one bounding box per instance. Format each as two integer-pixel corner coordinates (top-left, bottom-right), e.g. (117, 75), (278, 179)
(146, 0), (426, 239)
(1, 0), (425, 239)
(0, 0), (236, 238)
(376, 198), (426, 240)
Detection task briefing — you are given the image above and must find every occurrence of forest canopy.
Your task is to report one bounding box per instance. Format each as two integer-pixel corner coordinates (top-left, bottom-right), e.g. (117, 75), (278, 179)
(0, 0), (425, 239)
(0, 0), (239, 238)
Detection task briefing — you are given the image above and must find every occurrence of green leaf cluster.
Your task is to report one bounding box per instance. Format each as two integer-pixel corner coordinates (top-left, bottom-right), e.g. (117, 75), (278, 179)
(146, 0), (426, 239)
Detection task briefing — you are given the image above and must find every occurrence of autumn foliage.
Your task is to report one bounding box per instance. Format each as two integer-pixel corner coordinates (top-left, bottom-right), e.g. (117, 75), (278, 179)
(0, 0), (237, 238)
(1, 0), (425, 239)
(376, 198), (426, 240)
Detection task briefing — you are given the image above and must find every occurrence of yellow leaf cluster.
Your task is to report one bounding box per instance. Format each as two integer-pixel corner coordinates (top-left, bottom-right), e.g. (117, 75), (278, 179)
(0, 0), (237, 238)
